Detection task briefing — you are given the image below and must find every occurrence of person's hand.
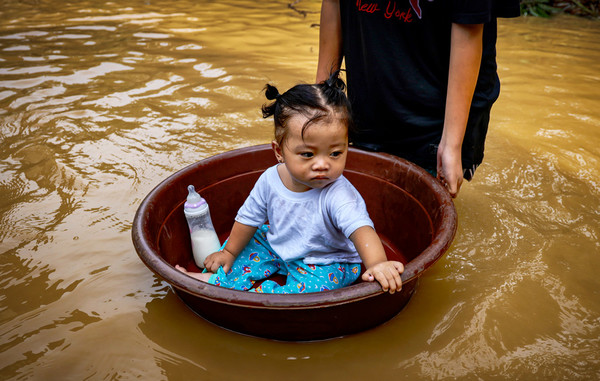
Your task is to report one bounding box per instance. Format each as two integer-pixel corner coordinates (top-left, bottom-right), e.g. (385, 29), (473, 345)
(437, 142), (463, 198)
(204, 249), (236, 273)
(362, 261), (404, 294)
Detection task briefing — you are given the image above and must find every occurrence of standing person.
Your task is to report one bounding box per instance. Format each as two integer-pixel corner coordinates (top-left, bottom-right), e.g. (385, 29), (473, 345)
(316, 0), (520, 197)
(177, 71), (404, 294)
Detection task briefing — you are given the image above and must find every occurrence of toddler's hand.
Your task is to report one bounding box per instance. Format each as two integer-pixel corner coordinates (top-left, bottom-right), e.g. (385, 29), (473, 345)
(362, 261), (404, 294)
(204, 250), (236, 273)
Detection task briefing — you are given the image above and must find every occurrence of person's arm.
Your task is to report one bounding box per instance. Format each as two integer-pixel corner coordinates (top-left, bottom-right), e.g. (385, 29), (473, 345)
(437, 23), (484, 198)
(350, 226), (404, 293)
(316, 0), (343, 83)
(203, 222), (257, 273)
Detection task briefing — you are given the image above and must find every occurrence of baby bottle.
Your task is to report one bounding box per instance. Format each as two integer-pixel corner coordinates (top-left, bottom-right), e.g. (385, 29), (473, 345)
(184, 185), (221, 268)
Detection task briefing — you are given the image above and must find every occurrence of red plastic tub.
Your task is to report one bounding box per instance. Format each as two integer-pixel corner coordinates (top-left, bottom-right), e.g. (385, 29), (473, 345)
(132, 144), (457, 341)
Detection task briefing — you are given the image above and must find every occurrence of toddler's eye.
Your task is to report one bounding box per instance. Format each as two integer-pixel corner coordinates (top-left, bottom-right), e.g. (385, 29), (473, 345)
(331, 151), (343, 157)
(300, 152), (313, 158)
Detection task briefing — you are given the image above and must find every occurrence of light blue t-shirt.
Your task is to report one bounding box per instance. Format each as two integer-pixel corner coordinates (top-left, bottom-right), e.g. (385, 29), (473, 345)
(235, 164), (374, 265)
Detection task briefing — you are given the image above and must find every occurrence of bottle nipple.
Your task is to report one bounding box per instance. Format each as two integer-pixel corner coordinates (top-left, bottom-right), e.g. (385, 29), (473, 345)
(185, 185), (206, 210)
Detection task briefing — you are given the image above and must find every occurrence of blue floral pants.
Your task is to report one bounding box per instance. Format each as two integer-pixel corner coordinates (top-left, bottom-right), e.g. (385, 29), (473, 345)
(208, 225), (361, 294)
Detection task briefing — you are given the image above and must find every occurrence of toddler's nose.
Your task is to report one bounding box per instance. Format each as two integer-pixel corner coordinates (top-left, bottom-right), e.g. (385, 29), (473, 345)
(312, 157), (329, 171)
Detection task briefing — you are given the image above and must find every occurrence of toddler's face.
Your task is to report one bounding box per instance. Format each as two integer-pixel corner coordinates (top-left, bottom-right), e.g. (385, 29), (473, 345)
(274, 115), (348, 192)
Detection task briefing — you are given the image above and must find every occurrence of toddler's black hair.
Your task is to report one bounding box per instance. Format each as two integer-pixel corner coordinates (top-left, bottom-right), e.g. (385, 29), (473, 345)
(261, 70), (353, 146)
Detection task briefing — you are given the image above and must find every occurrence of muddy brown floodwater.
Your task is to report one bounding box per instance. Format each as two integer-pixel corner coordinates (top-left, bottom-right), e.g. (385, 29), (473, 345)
(1, 1), (599, 380)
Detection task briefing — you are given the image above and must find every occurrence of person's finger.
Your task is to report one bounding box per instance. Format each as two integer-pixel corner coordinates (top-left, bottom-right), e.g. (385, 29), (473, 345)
(394, 262), (405, 274)
(386, 274), (397, 294)
(437, 171), (448, 191)
(453, 177), (464, 197)
(374, 271), (390, 292)
(207, 260), (219, 273)
(449, 182), (457, 198)
(392, 270), (402, 291)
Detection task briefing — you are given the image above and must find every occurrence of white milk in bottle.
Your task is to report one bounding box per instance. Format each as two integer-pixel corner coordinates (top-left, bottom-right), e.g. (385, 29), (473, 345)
(184, 185), (221, 268)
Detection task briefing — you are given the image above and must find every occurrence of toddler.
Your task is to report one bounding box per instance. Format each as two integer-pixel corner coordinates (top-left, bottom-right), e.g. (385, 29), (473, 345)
(177, 71), (404, 294)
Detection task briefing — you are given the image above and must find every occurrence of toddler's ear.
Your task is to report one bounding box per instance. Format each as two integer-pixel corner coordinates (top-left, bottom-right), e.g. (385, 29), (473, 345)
(272, 141), (284, 163)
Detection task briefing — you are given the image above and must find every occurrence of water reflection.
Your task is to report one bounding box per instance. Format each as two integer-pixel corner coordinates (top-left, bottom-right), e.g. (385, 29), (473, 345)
(1, 0), (599, 379)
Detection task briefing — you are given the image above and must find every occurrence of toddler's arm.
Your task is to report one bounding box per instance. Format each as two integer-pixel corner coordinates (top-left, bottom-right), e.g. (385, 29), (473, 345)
(204, 222), (257, 273)
(350, 226), (404, 294)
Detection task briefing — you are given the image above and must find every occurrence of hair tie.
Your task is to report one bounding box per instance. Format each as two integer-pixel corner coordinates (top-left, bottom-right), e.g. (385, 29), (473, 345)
(323, 70), (344, 92)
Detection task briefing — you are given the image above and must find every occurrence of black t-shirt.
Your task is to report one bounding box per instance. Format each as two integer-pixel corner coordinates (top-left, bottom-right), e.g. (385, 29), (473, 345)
(340, 0), (520, 172)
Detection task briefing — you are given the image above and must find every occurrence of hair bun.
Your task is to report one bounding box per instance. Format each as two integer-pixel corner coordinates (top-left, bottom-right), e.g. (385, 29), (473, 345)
(264, 84), (280, 101)
(324, 70), (346, 92)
